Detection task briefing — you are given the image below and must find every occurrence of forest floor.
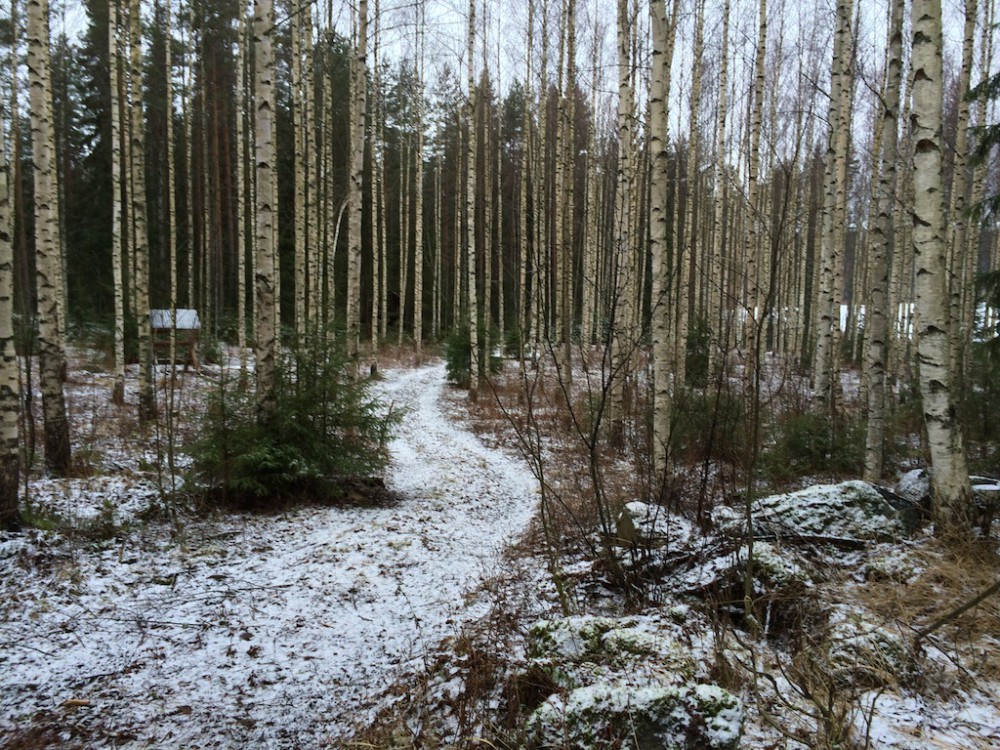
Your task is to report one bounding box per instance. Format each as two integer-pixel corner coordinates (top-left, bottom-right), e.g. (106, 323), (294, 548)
(0, 356), (540, 748)
(1, 350), (999, 749)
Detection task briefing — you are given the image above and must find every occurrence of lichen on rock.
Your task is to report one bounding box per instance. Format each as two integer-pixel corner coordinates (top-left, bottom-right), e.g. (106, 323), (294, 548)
(526, 681), (743, 750)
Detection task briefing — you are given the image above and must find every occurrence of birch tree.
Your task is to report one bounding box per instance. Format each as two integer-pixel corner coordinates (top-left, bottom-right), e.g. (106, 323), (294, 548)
(413, 1), (426, 357)
(110, 0), (126, 405)
(911, 0), (972, 536)
(253, 0), (278, 418)
(0, 110), (18, 528)
(466, 0), (480, 390)
(649, 0), (674, 476)
(812, 0), (853, 412)
(864, 0), (903, 483)
(347, 0), (367, 375)
(27, 0), (71, 473)
(129, 0), (154, 421)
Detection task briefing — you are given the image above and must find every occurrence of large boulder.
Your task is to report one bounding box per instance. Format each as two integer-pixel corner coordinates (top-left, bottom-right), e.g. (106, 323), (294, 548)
(516, 614), (742, 749)
(527, 682), (743, 750)
(716, 480), (918, 541)
(616, 502), (697, 548)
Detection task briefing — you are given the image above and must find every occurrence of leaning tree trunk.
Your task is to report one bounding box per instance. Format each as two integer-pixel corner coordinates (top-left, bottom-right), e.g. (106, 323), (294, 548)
(253, 0), (278, 419)
(0, 109), (19, 528)
(910, 0), (972, 537)
(27, 0), (71, 474)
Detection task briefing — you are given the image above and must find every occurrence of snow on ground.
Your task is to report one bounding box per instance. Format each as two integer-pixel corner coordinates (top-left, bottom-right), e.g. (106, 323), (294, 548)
(0, 361), (539, 748)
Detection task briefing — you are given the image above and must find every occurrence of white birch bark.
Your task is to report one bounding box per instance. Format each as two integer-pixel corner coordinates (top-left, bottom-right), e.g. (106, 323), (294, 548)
(864, 0), (903, 483)
(414, 1), (426, 357)
(0, 108), (19, 526)
(911, 0), (972, 535)
(253, 0), (278, 417)
(466, 0), (480, 389)
(347, 0), (368, 374)
(649, 0), (680, 474)
(129, 0), (154, 421)
(27, 0), (71, 472)
(110, 0), (126, 405)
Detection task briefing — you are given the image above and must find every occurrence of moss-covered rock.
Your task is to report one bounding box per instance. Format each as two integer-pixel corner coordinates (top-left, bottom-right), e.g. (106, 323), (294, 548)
(716, 481), (913, 541)
(526, 681), (743, 750)
(826, 608), (911, 688)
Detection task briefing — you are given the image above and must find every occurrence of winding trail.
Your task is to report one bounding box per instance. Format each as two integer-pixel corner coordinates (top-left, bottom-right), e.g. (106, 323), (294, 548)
(0, 362), (539, 748)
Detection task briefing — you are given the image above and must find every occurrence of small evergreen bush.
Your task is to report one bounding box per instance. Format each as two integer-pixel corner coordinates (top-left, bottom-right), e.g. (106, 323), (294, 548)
(444, 324), (502, 387)
(187, 334), (399, 507)
(762, 410), (864, 483)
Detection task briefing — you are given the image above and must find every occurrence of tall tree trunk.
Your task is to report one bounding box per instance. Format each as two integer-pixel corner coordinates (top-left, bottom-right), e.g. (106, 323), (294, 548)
(911, 0), (972, 536)
(609, 0), (635, 445)
(413, 1), (426, 357)
(864, 0), (904, 483)
(110, 0), (126, 405)
(466, 0), (480, 390)
(947, 0), (978, 385)
(253, 0), (278, 418)
(707, 0), (730, 378)
(0, 109), (19, 528)
(166, 0), (178, 375)
(347, 0), (367, 375)
(27, 0), (71, 473)
(236, 10), (249, 374)
(129, 0), (154, 421)
(677, 0), (705, 391)
(649, 0), (680, 476)
(812, 0), (853, 413)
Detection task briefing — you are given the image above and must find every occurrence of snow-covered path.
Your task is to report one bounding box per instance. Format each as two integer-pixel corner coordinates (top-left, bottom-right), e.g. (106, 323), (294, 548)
(0, 362), (539, 748)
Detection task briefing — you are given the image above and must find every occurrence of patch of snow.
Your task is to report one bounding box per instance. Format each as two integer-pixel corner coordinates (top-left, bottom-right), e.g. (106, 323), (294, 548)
(0, 362), (540, 747)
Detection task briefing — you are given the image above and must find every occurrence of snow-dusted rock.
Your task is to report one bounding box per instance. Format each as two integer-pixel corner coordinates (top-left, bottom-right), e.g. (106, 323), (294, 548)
(616, 502), (697, 548)
(527, 681), (743, 750)
(517, 615), (742, 749)
(717, 480), (916, 541)
(899, 469), (1000, 532)
(826, 607), (911, 688)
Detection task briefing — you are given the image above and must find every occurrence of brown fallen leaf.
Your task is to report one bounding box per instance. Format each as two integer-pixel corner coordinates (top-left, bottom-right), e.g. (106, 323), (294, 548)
(62, 699), (92, 708)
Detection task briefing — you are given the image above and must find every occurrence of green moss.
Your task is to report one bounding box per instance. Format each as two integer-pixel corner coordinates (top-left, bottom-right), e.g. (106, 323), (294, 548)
(527, 681), (743, 750)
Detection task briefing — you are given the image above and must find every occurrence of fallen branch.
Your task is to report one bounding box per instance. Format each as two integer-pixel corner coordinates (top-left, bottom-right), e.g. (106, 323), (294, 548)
(914, 577), (1000, 647)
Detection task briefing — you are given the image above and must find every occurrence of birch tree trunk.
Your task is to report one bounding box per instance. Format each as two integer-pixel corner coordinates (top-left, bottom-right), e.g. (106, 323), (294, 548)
(413, 1), (426, 357)
(609, 0), (634, 445)
(911, 0), (972, 536)
(812, 0), (853, 412)
(863, 0), (904, 483)
(110, 0), (126, 405)
(466, 0), (480, 390)
(947, 0), (977, 385)
(0, 110), (19, 528)
(129, 0), (154, 421)
(707, 0), (730, 378)
(649, 0), (676, 477)
(677, 0), (704, 391)
(236, 10), (249, 374)
(347, 0), (368, 375)
(27, 0), (71, 473)
(253, 0), (278, 418)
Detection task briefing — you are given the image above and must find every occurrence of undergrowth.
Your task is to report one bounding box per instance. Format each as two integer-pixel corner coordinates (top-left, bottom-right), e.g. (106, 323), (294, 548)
(186, 334), (400, 508)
